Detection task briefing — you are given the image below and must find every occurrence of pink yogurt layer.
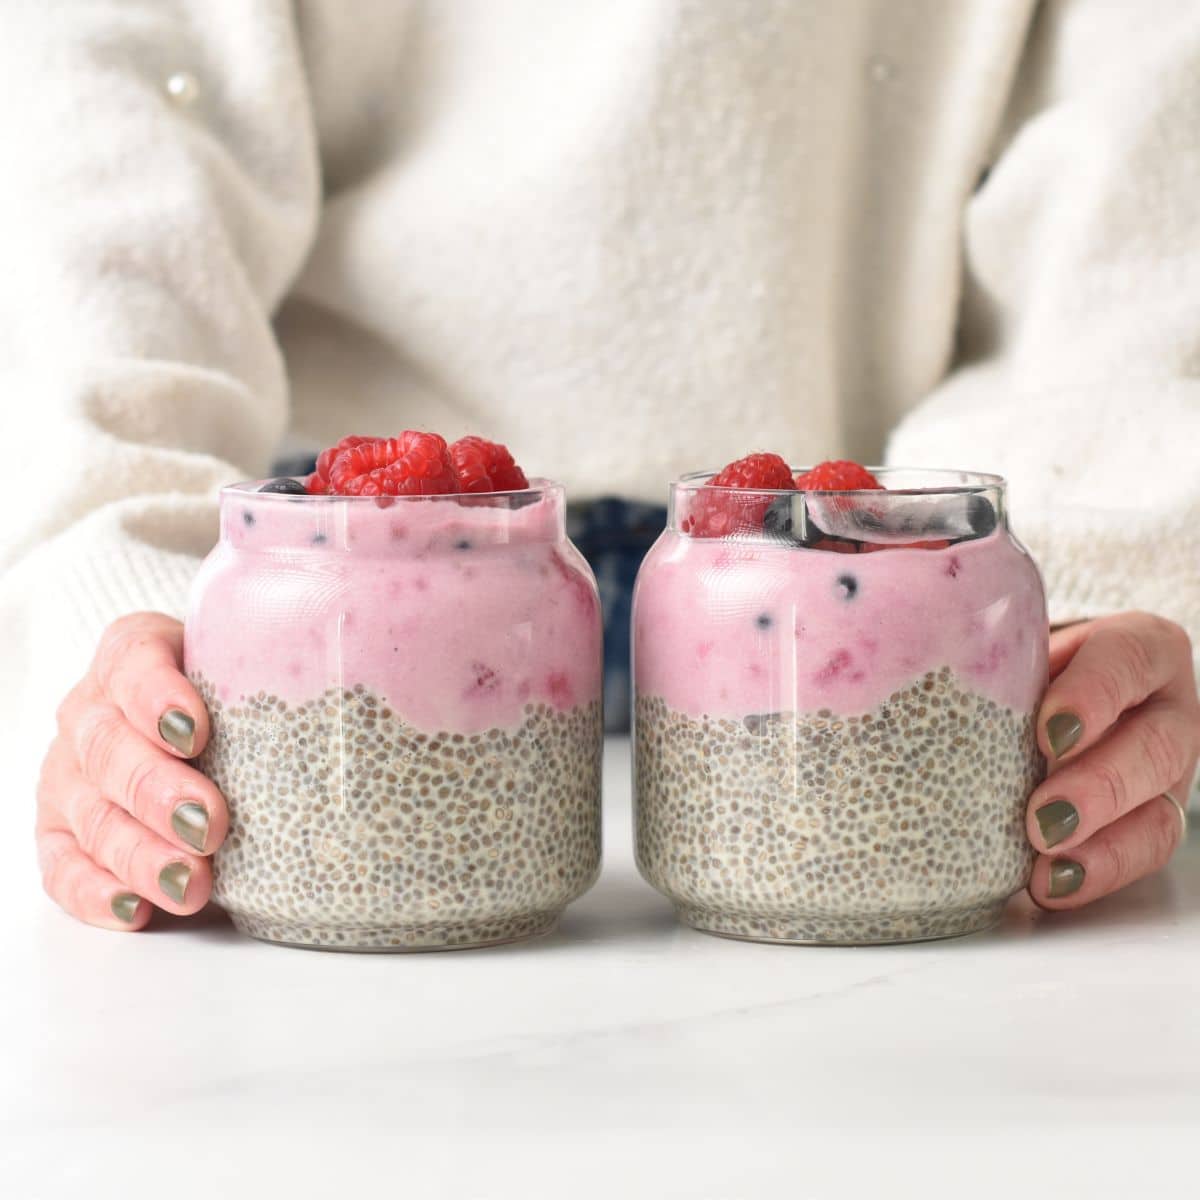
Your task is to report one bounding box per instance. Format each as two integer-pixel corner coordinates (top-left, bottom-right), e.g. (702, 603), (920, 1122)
(185, 484), (602, 734)
(634, 529), (1048, 719)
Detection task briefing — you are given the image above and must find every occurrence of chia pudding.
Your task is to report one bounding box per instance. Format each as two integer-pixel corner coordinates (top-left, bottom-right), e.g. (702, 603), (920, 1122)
(185, 478), (603, 950)
(632, 468), (1048, 945)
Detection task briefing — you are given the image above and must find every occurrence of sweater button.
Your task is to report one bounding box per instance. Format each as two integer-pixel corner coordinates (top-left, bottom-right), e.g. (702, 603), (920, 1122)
(866, 56), (896, 84)
(165, 71), (200, 106)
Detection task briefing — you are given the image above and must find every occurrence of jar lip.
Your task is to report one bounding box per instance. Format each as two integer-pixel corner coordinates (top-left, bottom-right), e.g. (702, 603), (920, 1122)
(222, 477), (563, 503)
(673, 466), (1007, 496)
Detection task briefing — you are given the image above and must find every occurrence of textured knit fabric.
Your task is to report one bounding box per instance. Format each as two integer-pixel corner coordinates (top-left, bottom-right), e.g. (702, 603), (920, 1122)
(3, 0), (1200, 799)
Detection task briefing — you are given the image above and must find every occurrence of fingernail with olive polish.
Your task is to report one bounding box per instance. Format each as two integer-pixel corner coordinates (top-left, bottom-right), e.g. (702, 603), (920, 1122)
(111, 893), (141, 923)
(159, 862), (192, 905)
(1048, 859), (1085, 899)
(158, 709), (196, 756)
(1046, 711), (1083, 758)
(1036, 798), (1080, 848)
(172, 803), (209, 852)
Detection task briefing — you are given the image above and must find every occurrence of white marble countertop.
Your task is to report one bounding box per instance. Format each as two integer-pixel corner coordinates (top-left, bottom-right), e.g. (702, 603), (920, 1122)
(2, 738), (1198, 1200)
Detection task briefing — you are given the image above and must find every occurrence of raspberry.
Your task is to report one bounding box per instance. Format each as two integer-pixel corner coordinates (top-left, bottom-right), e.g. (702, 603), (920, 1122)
(793, 460), (883, 491)
(450, 436), (529, 493)
(307, 436), (379, 494)
(793, 461), (948, 550)
(891, 539), (952, 552)
(682, 452), (794, 538)
(711, 453), (795, 491)
(786, 461), (883, 550)
(327, 431), (459, 497)
(813, 537), (863, 554)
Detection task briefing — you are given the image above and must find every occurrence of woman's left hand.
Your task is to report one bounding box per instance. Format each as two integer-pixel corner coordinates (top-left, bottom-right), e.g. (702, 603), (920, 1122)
(1027, 612), (1199, 908)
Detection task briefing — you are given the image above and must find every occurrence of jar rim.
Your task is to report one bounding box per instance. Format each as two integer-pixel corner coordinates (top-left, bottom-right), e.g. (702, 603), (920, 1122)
(672, 466), (1006, 497)
(221, 477), (563, 504)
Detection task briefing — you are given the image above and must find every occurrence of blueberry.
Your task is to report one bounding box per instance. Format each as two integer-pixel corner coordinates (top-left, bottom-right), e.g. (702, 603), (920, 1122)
(763, 493), (850, 547)
(755, 612), (773, 629)
(454, 538), (473, 551)
(965, 494), (998, 539)
(762, 494), (797, 540)
(836, 573), (858, 599)
(242, 510), (255, 527)
(312, 532), (328, 545)
(258, 477), (309, 495)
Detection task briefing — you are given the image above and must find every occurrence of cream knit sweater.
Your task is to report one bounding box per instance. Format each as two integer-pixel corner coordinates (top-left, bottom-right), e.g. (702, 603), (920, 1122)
(2, 0), (1199, 798)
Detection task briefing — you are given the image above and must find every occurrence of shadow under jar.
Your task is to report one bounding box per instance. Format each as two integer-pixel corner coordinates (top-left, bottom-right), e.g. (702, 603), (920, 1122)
(185, 481), (603, 951)
(632, 469), (1048, 945)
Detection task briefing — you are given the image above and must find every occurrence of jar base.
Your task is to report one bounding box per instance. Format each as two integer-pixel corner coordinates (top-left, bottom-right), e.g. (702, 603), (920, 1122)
(226, 908), (560, 953)
(674, 899), (1007, 946)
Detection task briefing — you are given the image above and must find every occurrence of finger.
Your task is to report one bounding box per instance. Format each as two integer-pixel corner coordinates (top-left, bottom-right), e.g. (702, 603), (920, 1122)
(1038, 612), (1190, 762)
(1028, 698), (1198, 853)
(1029, 793), (1185, 910)
(91, 612), (209, 758)
(1048, 622), (1091, 679)
(53, 749), (212, 915)
(37, 829), (152, 931)
(60, 690), (228, 855)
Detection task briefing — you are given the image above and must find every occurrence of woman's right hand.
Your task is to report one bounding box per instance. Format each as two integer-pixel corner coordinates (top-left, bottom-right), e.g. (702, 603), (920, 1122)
(35, 613), (228, 930)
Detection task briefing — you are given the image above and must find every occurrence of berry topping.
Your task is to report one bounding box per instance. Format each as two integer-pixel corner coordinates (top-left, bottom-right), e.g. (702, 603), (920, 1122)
(763, 492), (863, 552)
(711, 453), (795, 491)
(762, 494), (796, 539)
(308, 436), (379, 494)
(257, 477), (309, 495)
(328, 431), (460, 497)
(760, 460), (974, 552)
(682, 452), (794, 538)
(794, 460), (883, 491)
(965, 493), (998, 538)
(450, 436), (529, 493)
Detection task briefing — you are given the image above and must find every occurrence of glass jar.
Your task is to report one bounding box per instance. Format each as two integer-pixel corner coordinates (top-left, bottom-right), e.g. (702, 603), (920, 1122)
(632, 469), (1048, 945)
(185, 481), (603, 951)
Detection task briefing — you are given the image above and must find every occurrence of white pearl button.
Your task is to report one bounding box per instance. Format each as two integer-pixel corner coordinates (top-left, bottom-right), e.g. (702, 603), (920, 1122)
(867, 55), (896, 83)
(165, 71), (200, 106)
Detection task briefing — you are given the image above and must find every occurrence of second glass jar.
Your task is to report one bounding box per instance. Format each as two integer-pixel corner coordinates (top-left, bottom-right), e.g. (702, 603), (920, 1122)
(632, 469), (1048, 945)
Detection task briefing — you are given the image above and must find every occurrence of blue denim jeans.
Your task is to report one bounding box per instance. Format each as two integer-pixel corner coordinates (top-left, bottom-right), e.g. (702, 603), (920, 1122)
(567, 498), (667, 732)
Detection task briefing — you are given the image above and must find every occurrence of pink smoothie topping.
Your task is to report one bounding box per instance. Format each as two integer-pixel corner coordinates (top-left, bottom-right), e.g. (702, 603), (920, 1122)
(185, 484), (602, 733)
(634, 530), (1048, 719)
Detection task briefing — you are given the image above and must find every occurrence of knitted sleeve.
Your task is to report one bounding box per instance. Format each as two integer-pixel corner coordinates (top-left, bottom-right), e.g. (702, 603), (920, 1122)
(0, 0), (320, 795)
(887, 1), (1200, 678)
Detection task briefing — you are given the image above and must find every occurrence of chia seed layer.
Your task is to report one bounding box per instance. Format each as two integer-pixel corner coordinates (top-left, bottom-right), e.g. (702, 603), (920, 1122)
(193, 676), (602, 951)
(634, 668), (1044, 945)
